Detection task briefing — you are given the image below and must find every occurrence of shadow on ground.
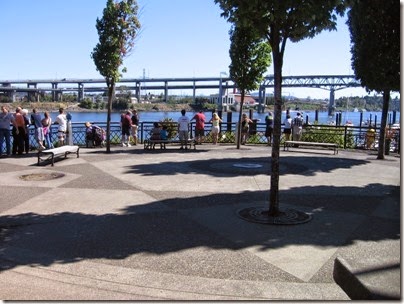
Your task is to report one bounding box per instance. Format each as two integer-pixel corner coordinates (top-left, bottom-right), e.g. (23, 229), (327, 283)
(0, 182), (399, 274)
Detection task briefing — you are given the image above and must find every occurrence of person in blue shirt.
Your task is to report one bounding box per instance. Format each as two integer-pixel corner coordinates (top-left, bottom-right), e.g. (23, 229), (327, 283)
(160, 125), (168, 149)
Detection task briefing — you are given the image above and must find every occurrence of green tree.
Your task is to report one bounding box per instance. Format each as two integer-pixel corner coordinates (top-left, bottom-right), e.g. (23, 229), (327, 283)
(91, 0), (141, 152)
(228, 25), (271, 149)
(216, 0), (346, 217)
(347, 0), (400, 159)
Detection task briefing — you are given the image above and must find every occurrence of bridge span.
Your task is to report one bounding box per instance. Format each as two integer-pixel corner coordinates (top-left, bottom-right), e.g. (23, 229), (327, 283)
(0, 75), (361, 114)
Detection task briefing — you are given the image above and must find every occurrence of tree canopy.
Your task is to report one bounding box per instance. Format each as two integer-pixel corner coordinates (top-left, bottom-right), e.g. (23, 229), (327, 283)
(347, 0), (400, 159)
(91, 0), (141, 152)
(347, 0), (400, 93)
(228, 25), (271, 148)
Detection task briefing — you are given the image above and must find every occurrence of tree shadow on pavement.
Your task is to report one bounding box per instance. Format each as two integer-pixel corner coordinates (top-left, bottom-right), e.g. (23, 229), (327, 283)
(122, 155), (370, 177)
(0, 182), (399, 275)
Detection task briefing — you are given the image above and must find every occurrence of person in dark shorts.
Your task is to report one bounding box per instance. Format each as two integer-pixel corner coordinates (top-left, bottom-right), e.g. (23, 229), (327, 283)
(283, 114), (292, 141)
(191, 110), (206, 144)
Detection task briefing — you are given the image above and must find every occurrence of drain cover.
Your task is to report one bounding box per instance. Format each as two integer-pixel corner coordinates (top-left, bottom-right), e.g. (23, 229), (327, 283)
(19, 172), (65, 181)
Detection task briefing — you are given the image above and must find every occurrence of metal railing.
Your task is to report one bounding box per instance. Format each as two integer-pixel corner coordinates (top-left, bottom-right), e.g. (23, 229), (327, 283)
(2, 121), (400, 154)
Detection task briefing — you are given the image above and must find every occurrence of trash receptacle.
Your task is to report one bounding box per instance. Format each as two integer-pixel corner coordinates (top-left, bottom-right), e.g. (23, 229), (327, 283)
(249, 119), (258, 135)
(385, 139), (391, 155)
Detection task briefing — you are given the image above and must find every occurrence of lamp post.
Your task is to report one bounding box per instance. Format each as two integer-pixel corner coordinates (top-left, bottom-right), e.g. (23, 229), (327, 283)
(218, 71), (227, 110)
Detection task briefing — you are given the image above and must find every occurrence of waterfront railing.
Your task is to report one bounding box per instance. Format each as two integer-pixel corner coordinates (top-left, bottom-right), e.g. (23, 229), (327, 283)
(3, 121), (400, 154)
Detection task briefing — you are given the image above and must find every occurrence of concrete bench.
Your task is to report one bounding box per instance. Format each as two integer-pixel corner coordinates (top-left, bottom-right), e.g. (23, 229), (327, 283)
(37, 145), (80, 166)
(144, 138), (196, 150)
(284, 140), (338, 154)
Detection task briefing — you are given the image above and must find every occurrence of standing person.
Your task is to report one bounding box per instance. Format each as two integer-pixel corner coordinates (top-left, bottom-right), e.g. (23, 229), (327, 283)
(240, 113), (253, 145)
(12, 107), (26, 155)
(42, 111), (54, 149)
(31, 108), (46, 151)
(265, 111), (274, 146)
(120, 110), (132, 147)
(0, 106), (17, 157)
(178, 109), (190, 150)
(191, 110), (206, 145)
(292, 112), (304, 141)
(209, 112), (222, 145)
(21, 109), (30, 153)
(283, 114), (292, 141)
(130, 109), (139, 145)
(55, 108), (67, 146)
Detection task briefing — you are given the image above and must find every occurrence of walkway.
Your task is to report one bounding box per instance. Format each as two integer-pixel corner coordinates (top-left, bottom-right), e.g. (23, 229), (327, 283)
(0, 144), (400, 300)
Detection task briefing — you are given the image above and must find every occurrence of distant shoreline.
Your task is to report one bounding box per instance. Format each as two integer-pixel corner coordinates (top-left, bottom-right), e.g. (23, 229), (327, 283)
(1, 102), (196, 113)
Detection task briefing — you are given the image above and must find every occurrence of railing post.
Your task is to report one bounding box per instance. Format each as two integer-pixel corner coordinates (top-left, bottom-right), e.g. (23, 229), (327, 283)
(140, 122), (144, 144)
(343, 126), (348, 149)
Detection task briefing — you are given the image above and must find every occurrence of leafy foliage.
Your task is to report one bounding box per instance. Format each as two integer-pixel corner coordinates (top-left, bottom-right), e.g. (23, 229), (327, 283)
(347, 0), (400, 93)
(347, 0), (400, 159)
(91, 0), (141, 152)
(229, 24), (272, 148)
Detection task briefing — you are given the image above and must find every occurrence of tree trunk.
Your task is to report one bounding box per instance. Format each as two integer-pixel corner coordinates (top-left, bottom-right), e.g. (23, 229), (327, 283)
(377, 90), (390, 160)
(105, 82), (115, 153)
(269, 34), (283, 216)
(236, 91), (245, 149)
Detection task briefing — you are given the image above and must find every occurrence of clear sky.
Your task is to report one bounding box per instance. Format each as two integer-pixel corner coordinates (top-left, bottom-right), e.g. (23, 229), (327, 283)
(0, 0), (391, 99)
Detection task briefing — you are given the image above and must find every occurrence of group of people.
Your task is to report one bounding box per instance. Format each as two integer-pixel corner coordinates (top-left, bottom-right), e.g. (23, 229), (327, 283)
(0, 106), (69, 157)
(264, 110), (304, 145)
(282, 111), (304, 142)
(120, 109), (139, 147)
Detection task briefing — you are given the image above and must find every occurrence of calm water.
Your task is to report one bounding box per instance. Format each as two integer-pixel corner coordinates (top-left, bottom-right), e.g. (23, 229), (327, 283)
(53, 110), (400, 127)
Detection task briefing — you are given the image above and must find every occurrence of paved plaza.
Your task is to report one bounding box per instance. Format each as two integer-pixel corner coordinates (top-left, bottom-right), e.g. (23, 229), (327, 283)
(0, 144), (400, 300)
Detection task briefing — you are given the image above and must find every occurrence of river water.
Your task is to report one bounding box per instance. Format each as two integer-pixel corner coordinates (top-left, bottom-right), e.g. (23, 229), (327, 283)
(55, 109), (399, 127)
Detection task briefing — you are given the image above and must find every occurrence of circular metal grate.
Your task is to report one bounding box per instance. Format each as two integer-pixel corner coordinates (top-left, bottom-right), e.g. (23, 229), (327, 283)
(237, 206), (312, 225)
(19, 172), (65, 181)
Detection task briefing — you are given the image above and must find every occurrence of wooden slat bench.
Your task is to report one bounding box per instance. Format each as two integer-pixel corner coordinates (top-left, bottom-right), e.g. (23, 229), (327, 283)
(37, 145), (80, 166)
(144, 138), (196, 150)
(284, 140), (338, 155)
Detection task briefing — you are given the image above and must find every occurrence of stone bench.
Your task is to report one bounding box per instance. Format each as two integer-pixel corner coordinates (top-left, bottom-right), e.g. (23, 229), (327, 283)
(37, 145), (80, 166)
(284, 140), (338, 155)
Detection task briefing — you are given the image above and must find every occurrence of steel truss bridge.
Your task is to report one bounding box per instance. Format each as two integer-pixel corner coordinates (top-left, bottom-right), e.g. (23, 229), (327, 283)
(0, 75), (361, 114)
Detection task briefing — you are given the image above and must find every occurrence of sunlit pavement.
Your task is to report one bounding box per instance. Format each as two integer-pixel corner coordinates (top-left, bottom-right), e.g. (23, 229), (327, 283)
(0, 144), (400, 300)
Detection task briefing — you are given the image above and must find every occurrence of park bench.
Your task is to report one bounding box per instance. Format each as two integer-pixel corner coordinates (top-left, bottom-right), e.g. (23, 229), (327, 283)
(284, 140), (338, 155)
(144, 138), (196, 150)
(37, 145), (80, 166)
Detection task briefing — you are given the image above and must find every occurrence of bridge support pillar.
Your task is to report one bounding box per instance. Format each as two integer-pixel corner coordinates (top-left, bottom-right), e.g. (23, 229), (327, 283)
(52, 83), (59, 101)
(164, 81), (168, 102)
(78, 83), (84, 102)
(328, 88), (335, 117)
(27, 83), (38, 102)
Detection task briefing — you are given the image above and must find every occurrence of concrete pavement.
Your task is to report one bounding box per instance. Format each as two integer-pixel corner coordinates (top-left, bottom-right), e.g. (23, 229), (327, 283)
(0, 144), (400, 300)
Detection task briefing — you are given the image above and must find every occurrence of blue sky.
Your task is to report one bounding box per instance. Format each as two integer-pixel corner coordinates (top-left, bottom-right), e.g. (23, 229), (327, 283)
(0, 0), (391, 99)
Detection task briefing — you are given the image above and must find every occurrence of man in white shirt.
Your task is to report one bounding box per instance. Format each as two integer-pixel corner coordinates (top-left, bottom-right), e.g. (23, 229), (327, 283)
(178, 109), (190, 150)
(55, 108), (67, 146)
